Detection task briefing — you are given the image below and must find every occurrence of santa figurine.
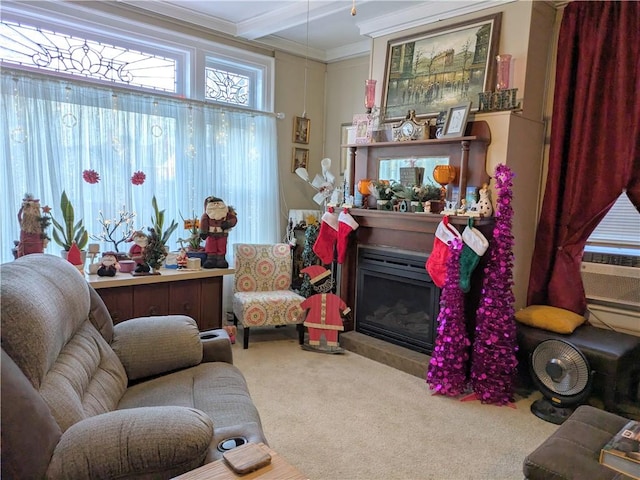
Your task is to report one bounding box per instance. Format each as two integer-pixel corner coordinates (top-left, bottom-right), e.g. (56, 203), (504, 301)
(97, 254), (120, 277)
(128, 230), (150, 273)
(199, 196), (237, 269)
(17, 194), (48, 257)
(300, 265), (350, 350)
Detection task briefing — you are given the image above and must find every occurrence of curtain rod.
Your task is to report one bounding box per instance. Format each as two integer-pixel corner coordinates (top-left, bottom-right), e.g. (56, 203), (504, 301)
(2, 66), (284, 119)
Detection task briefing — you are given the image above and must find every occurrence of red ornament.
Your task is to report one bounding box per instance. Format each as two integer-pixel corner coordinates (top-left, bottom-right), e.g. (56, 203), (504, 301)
(82, 169), (100, 184)
(131, 171), (146, 185)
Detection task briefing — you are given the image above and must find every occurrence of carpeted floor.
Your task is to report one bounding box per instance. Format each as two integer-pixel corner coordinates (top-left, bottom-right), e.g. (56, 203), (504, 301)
(231, 326), (559, 480)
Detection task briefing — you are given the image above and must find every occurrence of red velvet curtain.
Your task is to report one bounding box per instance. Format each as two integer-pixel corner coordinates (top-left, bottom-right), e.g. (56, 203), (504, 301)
(527, 1), (640, 314)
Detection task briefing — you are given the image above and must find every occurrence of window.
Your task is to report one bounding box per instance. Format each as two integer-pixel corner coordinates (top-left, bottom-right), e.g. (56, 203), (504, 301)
(586, 192), (640, 257)
(0, 20), (178, 92)
(0, 3), (279, 266)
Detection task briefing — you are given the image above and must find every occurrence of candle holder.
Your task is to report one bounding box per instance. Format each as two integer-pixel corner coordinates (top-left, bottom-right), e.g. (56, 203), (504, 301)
(364, 79), (376, 114)
(495, 54), (512, 91)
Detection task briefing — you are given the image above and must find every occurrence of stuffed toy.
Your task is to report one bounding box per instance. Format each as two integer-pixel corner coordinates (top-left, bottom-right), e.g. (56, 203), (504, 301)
(127, 230), (150, 273)
(199, 196), (237, 269)
(223, 325), (237, 344)
(17, 194), (47, 257)
(97, 254), (120, 277)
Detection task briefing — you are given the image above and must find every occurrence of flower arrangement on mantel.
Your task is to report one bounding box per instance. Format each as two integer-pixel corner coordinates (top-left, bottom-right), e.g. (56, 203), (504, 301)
(409, 183), (442, 203)
(370, 179), (402, 201)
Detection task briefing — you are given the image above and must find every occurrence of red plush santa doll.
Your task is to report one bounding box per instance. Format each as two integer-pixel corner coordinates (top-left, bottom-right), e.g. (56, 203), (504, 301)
(199, 196), (237, 269)
(300, 265), (351, 348)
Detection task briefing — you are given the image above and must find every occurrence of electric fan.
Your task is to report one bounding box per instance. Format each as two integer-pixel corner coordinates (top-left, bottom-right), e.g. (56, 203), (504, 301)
(529, 339), (593, 425)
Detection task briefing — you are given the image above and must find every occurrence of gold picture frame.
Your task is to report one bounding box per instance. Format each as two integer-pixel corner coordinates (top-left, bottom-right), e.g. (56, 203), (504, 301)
(381, 13), (502, 122)
(292, 147), (309, 173)
(293, 116), (310, 144)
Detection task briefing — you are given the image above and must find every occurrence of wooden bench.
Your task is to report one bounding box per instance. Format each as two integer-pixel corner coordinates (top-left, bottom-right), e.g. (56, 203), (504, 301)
(517, 323), (640, 412)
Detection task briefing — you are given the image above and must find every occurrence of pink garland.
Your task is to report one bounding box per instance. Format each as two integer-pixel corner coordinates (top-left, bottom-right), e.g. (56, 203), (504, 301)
(470, 164), (518, 405)
(427, 236), (470, 396)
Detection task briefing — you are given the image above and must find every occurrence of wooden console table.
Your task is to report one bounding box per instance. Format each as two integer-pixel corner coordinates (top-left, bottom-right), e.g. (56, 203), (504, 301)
(88, 268), (233, 330)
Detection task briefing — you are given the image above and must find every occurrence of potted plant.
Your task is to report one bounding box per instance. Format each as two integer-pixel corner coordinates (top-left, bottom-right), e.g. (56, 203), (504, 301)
(178, 212), (207, 265)
(151, 196), (178, 249)
(51, 191), (89, 260)
(410, 183), (442, 212)
(148, 196), (178, 268)
(371, 180), (400, 210)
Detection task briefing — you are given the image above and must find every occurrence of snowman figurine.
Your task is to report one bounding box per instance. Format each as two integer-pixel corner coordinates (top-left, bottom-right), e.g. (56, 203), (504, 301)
(477, 183), (493, 217)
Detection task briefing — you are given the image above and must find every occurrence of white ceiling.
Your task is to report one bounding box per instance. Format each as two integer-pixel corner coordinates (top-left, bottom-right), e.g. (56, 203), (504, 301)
(122, 0), (513, 62)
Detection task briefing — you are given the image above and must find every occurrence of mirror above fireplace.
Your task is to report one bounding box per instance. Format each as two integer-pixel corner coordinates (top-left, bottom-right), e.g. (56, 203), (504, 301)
(378, 156), (449, 185)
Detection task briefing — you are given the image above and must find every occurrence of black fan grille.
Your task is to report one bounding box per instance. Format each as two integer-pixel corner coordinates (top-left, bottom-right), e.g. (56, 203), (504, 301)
(531, 340), (590, 396)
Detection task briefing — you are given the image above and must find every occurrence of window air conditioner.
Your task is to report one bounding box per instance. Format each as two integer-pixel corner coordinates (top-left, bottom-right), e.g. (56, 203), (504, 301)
(580, 261), (640, 311)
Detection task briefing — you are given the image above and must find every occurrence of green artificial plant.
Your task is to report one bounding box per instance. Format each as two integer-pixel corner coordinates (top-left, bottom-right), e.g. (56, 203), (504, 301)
(51, 191), (89, 251)
(151, 196), (178, 247)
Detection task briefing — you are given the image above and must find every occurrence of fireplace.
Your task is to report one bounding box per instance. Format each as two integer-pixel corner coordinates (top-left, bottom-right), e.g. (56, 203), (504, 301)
(355, 247), (439, 355)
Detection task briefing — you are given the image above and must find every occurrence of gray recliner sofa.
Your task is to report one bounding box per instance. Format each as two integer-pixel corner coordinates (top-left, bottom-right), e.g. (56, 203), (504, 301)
(1, 254), (267, 479)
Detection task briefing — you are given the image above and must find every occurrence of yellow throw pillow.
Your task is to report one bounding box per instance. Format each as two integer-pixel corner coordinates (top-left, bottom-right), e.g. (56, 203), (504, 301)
(515, 305), (586, 334)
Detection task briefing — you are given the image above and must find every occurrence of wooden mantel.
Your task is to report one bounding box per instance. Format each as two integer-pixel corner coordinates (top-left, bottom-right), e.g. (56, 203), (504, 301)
(344, 120), (491, 208)
(338, 121), (494, 333)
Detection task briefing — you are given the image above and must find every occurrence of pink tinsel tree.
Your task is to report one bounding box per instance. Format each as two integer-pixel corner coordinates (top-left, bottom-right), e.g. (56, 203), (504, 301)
(427, 237), (470, 396)
(470, 164), (518, 405)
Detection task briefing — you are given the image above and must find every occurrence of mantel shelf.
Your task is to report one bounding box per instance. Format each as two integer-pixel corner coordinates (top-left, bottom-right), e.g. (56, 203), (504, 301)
(342, 134), (488, 149)
(350, 208), (494, 226)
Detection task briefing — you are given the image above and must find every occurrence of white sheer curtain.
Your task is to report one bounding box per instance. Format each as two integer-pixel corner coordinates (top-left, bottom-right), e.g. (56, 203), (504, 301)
(1, 71), (280, 264)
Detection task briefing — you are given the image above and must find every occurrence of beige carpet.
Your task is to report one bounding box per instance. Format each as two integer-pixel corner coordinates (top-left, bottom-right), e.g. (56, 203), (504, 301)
(231, 327), (559, 480)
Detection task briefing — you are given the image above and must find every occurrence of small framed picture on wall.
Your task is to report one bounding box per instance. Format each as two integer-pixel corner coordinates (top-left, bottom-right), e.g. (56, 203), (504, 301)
(293, 116), (310, 144)
(292, 147), (309, 173)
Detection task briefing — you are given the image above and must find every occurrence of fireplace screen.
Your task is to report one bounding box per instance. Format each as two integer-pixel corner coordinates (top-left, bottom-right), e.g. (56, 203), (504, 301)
(355, 247), (439, 354)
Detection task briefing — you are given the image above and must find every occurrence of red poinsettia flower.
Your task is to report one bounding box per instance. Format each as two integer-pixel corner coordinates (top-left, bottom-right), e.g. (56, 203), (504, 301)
(131, 171), (146, 185)
(82, 169), (100, 184)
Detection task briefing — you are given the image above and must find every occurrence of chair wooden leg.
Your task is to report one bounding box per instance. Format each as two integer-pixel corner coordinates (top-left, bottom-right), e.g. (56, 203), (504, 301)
(297, 323), (305, 345)
(243, 326), (250, 349)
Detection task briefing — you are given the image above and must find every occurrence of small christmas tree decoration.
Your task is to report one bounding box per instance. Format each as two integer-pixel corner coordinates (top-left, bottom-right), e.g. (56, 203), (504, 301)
(426, 237), (470, 396)
(300, 223), (320, 298)
(470, 164), (518, 405)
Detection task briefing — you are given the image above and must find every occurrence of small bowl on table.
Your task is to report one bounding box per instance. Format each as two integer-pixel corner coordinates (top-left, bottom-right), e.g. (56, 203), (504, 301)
(119, 260), (136, 273)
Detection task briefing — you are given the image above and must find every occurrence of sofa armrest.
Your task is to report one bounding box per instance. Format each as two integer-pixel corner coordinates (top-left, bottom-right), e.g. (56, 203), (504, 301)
(112, 315), (203, 381)
(200, 329), (233, 364)
(46, 406), (213, 479)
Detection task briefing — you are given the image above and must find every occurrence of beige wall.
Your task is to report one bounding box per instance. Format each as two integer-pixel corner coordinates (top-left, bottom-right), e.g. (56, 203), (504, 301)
(275, 52), (328, 222)
(323, 1), (558, 308)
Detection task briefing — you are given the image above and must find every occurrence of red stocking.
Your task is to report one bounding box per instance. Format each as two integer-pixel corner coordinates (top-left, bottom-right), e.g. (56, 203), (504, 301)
(336, 209), (359, 264)
(313, 208), (339, 264)
(426, 216), (462, 287)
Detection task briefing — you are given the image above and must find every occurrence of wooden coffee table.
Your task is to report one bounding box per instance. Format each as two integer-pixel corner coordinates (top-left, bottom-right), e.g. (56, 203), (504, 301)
(172, 443), (308, 480)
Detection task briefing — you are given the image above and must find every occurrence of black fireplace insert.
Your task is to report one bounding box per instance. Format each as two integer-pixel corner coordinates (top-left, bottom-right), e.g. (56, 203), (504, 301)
(355, 247), (440, 355)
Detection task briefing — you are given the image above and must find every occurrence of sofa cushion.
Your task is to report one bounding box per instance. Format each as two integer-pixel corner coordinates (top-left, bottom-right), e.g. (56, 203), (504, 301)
(0, 254), (93, 388)
(40, 321), (128, 432)
(1, 349), (62, 480)
(112, 315), (203, 381)
(515, 305), (586, 334)
(46, 406), (213, 479)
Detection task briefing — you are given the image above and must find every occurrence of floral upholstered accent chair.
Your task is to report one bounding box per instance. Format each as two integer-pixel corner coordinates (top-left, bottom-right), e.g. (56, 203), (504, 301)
(232, 244), (305, 348)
